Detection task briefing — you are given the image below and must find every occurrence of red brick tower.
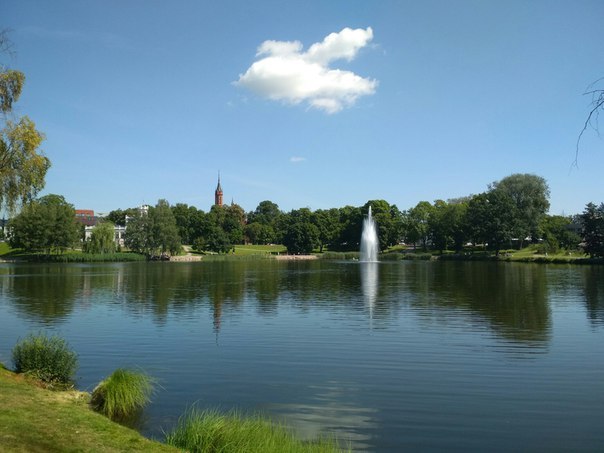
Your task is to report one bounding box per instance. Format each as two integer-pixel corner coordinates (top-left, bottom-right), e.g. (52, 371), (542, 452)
(215, 173), (223, 206)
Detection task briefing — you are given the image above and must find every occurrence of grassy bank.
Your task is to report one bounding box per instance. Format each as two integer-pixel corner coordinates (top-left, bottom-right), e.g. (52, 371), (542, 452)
(0, 365), (175, 452)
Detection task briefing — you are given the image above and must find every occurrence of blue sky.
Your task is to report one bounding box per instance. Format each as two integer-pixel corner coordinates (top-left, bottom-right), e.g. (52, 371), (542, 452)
(3, 0), (604, 215)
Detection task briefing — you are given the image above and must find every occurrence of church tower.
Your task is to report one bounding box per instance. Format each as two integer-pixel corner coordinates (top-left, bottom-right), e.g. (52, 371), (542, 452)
(214, 173), (223, 206)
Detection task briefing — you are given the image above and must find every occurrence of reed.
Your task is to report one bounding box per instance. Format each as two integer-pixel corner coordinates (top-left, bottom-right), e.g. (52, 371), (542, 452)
(165, 408), (344, 453)
(91, 368), (155, 420)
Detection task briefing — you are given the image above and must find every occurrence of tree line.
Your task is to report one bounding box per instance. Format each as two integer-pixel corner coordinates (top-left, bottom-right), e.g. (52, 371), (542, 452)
(5, 173), (604, 259)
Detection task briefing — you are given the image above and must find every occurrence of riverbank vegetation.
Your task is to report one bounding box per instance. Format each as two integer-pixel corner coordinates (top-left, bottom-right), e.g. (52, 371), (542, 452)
(11, 333), (78, 388)
(0, 366), (175, 452)
(3, 173), (603, 262)
(3, 332), (346, 452)
(91, 368), (156, 421)
(165, 408), (344, 453)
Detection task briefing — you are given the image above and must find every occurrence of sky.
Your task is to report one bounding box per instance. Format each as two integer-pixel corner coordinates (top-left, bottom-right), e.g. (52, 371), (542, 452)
(3, 0), (604, 216)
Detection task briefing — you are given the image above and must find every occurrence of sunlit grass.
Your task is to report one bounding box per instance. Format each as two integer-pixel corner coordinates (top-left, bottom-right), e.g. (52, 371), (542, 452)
(91, 368), (155, 420)
(234, 244), (287, 255)
(165, 408), (345, 453)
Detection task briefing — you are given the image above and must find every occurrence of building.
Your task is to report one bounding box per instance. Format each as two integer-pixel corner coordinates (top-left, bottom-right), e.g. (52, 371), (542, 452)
(215, 174), (223, 207)
(75, 209), (97, 226)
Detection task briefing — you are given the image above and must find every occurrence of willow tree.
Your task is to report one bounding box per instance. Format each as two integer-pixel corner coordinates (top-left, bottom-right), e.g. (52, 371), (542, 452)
(1, 30), (50, 214)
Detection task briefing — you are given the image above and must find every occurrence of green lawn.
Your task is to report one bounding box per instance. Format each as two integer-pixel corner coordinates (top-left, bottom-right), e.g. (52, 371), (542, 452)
(233, 244), (287, 255)
(0, 366), (176, 452)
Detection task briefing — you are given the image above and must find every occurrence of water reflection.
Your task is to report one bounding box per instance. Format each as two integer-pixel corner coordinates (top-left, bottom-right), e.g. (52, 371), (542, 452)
(0, 260), (591, 345)
(270, 381), (378, 451)
(360, 262), (378, 323)
(582, 266), (604, 325)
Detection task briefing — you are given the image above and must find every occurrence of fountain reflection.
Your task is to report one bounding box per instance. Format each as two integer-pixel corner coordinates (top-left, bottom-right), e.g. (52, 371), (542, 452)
(360, 262), (379, 322)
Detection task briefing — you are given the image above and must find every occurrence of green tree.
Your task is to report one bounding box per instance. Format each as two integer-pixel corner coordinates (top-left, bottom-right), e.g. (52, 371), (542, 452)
(124, 200), (181, 258)
(466, 191), (516, 255)
(204, 225), (232, 254)
(282, 208), (319, 254)
(105, 207), (138, 227)
(540, 215), (580, 252)
(248, 200), (281, 226)
(312, 208), (340, 252)
(245, 222), (275, 245)
(1, 31), (50, 213)
(9, 194), (80, 253)
(580, 202), (604, 258)
(86, 221), (116, 254)
(490, 173), (550, 246)
(334, 205), (362, 251)
(406, 201), (433, 250)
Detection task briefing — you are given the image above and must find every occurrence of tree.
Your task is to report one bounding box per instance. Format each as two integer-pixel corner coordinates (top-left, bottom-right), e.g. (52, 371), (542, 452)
(105, 207), (138, 227)
(466, 191), (516, 255)
(9, 194), (80, 253)
(540, 215), (580, 252)
(580, 202), (604, 258)
(489, 173), (550, 246)
(124, 200), (181, 258)
(86, 221), (115, 254)
(406, 201), (433, 250)
(312, 208), (340, 252)
(576, 79), (604, 164)
(282, 208), (319, 254)
(1, 31), (50, 213)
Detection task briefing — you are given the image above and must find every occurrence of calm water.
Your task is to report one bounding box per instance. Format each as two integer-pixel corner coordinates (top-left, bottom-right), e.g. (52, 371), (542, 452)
(0, 260), (603, 451)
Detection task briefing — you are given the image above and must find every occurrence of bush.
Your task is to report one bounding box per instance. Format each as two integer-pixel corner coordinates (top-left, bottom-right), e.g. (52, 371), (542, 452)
(12, 333), (78, 386)
(165, 408), (343, 453)
(91, 368), (155, 420)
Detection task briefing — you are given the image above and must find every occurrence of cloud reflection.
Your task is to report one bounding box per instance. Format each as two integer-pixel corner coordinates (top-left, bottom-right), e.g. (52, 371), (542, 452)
(269, 381), (378, 451)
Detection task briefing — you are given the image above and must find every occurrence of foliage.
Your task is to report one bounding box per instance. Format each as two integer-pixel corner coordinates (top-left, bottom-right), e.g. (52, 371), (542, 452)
(9, 194), (80, 253)
(165, 408), (343, 453)
(406, 201), (433, 250)
(11, 333), (78, 386)
(580, 202), (604, 258)
(489, 173), (550, 245)
(466, 191), (516, 255)
(282, 208), (320, 254)
(204, 225), (232, 254)
(540, 215), (580, 252)
(91, 368), (155, 420)
(28, 251), (146, 262)
(0, 366), (175, 452)
(105, 207), (138, 227)
(0, 32), (50, 213)
(85, 221), (115, 254)
(125, 200), (182, 258)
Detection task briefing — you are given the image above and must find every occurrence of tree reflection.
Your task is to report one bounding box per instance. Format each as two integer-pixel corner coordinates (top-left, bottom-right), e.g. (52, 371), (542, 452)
(403, 261), (551, 344)
(582, 266), (604, 325)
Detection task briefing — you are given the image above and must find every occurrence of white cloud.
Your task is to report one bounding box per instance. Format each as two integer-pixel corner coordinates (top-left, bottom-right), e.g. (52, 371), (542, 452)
(236, 27), (377, 114)
(290, 156), (306, 163)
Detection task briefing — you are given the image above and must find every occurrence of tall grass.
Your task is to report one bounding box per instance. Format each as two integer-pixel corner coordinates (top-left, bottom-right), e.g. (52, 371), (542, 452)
(11, 333), (78, 387)
(91, 368), (155, 420)
(165, 408), (344, 453)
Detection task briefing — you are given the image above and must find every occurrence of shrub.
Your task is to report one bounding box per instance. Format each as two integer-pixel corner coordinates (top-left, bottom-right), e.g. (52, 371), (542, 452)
(91, 368), (155, 420)
(165, 408), (343, 453)
(12, 333), (78, 386)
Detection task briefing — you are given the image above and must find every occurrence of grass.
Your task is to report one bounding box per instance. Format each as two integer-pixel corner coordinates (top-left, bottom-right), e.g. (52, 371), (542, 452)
(12, 333), (78, 388)
(165, 408), (345, 453)
(0, 367), (177, 452)
(91, 368), (156, 421)
(233, 244), (287, 255)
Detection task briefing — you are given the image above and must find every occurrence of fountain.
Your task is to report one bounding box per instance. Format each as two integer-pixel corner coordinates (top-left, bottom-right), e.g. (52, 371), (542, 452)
(360, 206), (379, 262)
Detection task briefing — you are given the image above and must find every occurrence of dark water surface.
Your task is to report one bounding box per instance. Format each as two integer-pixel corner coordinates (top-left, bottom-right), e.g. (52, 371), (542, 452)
(1, 260), (603, 451)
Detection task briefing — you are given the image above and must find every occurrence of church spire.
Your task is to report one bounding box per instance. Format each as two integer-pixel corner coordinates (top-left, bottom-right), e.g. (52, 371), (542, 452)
(214, 172), (223, 206)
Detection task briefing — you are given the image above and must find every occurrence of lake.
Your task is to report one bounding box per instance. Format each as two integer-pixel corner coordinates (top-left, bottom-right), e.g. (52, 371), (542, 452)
(0, 260), (603, 451)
